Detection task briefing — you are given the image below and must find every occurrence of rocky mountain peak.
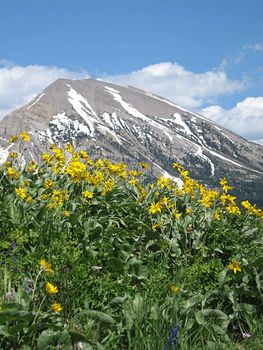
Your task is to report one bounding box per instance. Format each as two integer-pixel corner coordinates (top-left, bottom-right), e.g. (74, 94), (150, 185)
(0, 78), (263, 205)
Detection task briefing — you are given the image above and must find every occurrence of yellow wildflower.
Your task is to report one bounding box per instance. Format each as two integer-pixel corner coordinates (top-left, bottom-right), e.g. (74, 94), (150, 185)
(241, 200), (260, 217)
(138, 185), (147, 200)
(65, 160), (87, 183)
(199, 189), (219, 208)
(139, 161), (149, 169)
(52, 165), (63, 175)
(228, 259), (241, 274)
(15, 187), (27, 200)
(63, 210), (70, 217)
(82, 190), (94, 199)
(52, 302), (62, 314)
(152, 220), (164, 230)
(129, 170), (141, 177)
(226, 204), (241, 215)
(40, 259), (53, 273)
(44, 179), (54, 189)
(172, 162), (184, 172)
(27, 161), (37, 173)
(214, 210), (221, 220)
(40, 193), (51, 200)
(180, 170), (189, 180)
(26, 196), (34, 204)
(219, 177), (233, 193)
(52, 147), (65, 167)
(101, 179), (114, 195)
(107, 161), (127, 176)
(51, 190), (63, 206)
(87, 158), (94, 167)
(159, 196), (170, 206)
(63, 190), (69, 201)
(186, 208), (193, 215)
(157, 176), (170, 189)
(79, 150), (88, 159)
(183, 178), (197, 197)
(65, 143), (73, 153)
(170, 285), (180, 293)
(95, 159), (104, 169)
(6, 166), (14, 175)
(88, 170), (104, 187)
(8, 151), (18, 159)
(4, 161), (12, 167)
(149, 202), (162, 214)
(129, 178), (137, 186)
(41, 152), (53, 163)
(174, 212), (182, 220)
(220, 193), (236, 207)
(46, 282), (58, 294)
(174, 188), (183, 196)
(20, 131), (30, 142)
(8, 135), (18, 143)
(120, 170), (127, 180)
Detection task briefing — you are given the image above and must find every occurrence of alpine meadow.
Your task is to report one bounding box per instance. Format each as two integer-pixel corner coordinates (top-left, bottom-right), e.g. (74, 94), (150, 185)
(0, 132), (262, 349)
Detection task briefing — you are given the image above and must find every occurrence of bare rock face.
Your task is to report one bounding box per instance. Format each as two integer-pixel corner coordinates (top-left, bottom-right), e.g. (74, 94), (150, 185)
(0, 78), (263, 205)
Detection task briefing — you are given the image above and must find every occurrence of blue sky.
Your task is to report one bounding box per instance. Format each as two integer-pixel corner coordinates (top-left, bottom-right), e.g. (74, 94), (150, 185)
(1, 0), (263, 141)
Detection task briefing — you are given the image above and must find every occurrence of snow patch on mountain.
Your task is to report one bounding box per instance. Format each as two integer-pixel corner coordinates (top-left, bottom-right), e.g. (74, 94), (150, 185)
(105, 86), (174, 142)
(27, 93), (45, 110)
(39, 112), (94, 143)
(173, 113), (192, 136)
(101, 112), (123, 130)
(105, 86), (149, 122)
(67, 85), (98, 135)
(195, 145), (215, 176)
(214, 125), (235, 144)
(97, 124), (122, 145)
(252, 139), (263, 145)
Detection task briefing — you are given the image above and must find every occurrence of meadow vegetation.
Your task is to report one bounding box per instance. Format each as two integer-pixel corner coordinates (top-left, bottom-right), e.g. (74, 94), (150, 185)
(0, 132), (263, 349)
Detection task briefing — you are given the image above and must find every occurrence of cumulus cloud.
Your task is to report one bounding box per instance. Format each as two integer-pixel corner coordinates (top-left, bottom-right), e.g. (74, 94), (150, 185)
(103, 62), (245, 109)
(0, 63), (88, 118)
(201, 97), (263, 141)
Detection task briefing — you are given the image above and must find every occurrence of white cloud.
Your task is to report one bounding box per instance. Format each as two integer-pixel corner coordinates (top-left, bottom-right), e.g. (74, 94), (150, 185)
(0, 63), (88, 118)
(103, 62), (245, 109)
(244, 43), (263, 52)
(201, 97), (263, 141)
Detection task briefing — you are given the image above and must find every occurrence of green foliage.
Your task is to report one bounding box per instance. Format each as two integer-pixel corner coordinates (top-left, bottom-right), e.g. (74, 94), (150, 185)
(0, 145), (262, 349)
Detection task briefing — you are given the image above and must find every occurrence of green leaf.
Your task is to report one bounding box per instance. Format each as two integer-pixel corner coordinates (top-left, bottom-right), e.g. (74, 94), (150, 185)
(0, 325), (9, 336)
(195, 310), (206, 325)
(84, 310), (116, 325)
(37, 329), (72, 350)
(108, 296), (126, 306)
(219, 269), (228, 288)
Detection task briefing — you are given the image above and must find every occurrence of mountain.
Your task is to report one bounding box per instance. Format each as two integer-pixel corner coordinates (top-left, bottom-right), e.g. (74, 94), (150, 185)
(0, 78), (263, 205)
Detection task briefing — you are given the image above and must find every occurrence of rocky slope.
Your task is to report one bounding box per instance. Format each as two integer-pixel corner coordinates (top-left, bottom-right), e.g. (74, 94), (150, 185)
(0, 78), (263, 205)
